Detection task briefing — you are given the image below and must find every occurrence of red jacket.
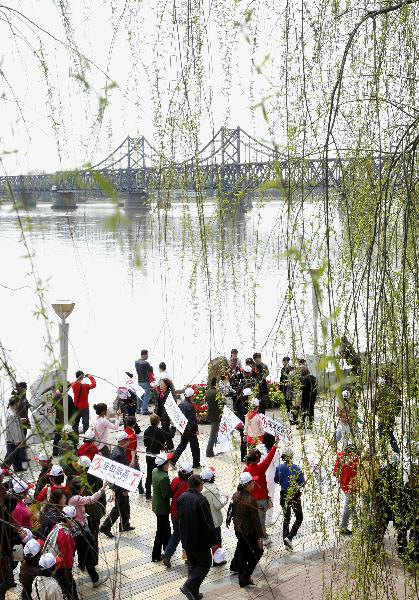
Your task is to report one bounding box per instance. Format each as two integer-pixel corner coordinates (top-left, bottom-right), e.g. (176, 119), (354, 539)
(56, 525), (75, 568)
(169, 477), (189, 519)
(124, 426), (137, 463)
(37, 484), (70, 502)
(333, 451), (359, 492)
(77, 442), (99, 461)
(71, 376), (96, 410)
(244, 446), (276, 501)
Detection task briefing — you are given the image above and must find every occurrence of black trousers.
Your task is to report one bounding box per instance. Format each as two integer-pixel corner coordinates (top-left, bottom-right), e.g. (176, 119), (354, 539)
(101, 490), (130, 531)
(75, 530), (99, 583)
(72, 408), (90, 434)
(233, 532), (263, 584)
(184, 549), (212, 596)
(152, 514), (171, 560)
(145, 456), (156, 498)
(172, 431), (200, 467)
(55, 568), (79, 600)
(301, 395), (316, 424)
(4, 441), (23, 471)
(280, 489), (303, 540)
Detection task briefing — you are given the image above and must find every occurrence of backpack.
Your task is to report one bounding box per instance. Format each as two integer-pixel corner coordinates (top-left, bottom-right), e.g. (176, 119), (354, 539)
(226, 501), (235, 528)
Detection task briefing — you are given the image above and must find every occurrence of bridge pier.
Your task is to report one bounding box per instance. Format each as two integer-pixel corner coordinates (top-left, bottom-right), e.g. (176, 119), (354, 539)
(51, 191), (78, 210)
(16, 191), (37, 209)
(123, 190), (148, 210)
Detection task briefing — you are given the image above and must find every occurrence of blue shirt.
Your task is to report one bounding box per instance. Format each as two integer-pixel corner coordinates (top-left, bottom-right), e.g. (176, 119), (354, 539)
(274, 463), (305, 490)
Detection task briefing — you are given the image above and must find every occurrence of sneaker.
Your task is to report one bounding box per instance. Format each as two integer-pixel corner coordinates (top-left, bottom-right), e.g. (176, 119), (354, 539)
(99, 527), (114, 539)
(284, 537), (294, 551)
(179, 586), (195, 600)
(162, 555), (171, 568)
(339, 528), (352, 536)
(93, 575), (109, 588)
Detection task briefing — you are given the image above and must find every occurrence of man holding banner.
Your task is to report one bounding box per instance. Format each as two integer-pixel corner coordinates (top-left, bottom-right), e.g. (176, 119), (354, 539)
(171, 388), (201, 469)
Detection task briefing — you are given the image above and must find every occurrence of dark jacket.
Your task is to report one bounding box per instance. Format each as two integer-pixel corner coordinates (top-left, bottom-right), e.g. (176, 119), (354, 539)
(143, 425), (167, 455)
(177, 488), (217, 551)
(151, 468), (171, 515)
(205, 387), (222, 423)
(34, 467), (51, 497)
(232, 489), (263, 538)
(111, 445), (129, 492)
(178, 399), (198, 433)
(19, 558), (41, 600)
(135, 359), (152, 383)
(301, 374), (317, 405)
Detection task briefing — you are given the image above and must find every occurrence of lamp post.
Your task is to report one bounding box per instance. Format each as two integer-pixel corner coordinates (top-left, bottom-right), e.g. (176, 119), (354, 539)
(52, 301), (75, 425)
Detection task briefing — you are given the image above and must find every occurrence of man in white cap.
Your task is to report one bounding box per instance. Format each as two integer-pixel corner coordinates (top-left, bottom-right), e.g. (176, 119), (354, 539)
(171, 387), (201, 469)
(99, 430), (134, 538)
(32, 553), (63, 600)
(20, 538), (43, 600)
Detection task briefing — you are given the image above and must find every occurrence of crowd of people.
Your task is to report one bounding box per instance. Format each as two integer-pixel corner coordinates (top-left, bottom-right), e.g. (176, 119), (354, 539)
(1, 347), (417, 600)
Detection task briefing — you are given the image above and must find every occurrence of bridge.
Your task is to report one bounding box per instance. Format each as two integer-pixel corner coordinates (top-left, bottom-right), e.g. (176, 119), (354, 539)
(0, 126), (387, 208)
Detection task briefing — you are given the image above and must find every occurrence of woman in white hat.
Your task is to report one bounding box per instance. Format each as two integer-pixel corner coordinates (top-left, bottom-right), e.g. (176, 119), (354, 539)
(32, 553), (63, 600)
(231, 472), (264, 587)
(201, 467), (228, 566)
(20, 538), (43, 600)
(11, 479), (35, 530)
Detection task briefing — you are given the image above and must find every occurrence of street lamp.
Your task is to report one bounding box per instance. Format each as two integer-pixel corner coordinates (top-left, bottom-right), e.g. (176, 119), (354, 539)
(52, 301), (75, 425)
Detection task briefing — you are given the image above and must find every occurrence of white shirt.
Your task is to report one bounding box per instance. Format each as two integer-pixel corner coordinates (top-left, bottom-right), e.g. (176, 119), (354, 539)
(32, 577), (63, 600)
(93, 416), (119, 449)
(156, 370), (172, 385)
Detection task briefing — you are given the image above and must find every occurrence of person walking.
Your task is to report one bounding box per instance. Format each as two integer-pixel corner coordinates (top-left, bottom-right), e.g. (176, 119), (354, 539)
(68, 478), (108, 588)
(205, 378), (223, 458)
(274, 448), (305, 550)
(177, 475), (217, 600)
(20, 539), (43, 600)
(155, 379), (175, 449)
(333, 444), (359, 535)
(151, 453), (172, 562)
(32, 553), (64, 600)
(243, 441), (278, 545)
(4, 396), (26, 472)
(71, 371), (96, 434)
(162, 462), (193, 568)
(99, 431), (135, 538)
(231, 472), (264, 587)
(135, 349), (153, 415)
(201, 466), (228, 565)
(253, 353), (269, 414)
(172, 388), (201, 469)
(300, 368), (318, 429)
(143, 414), (168, 499)
(92, 403), (120, 458)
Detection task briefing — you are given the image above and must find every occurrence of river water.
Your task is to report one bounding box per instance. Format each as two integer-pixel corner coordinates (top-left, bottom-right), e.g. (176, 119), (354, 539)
(0, 196), (335, 408)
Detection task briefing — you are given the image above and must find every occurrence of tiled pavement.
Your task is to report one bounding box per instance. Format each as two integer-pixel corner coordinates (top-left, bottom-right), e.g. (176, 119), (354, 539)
(6, 404), (414, 600)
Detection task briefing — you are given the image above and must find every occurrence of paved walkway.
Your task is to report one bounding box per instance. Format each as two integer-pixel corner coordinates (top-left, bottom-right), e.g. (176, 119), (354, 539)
(5, 404), (415, 600)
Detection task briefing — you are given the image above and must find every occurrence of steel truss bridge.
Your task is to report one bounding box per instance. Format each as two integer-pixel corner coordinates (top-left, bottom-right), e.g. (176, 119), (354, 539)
(0, 127), (387, 196)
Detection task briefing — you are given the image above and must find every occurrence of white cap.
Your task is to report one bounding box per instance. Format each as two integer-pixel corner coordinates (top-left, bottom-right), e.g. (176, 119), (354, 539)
(200, 466), (215, 481)
(62, 424), (73, 434)
(155, 453), (169, 466)
(21, 528), (33, 544)
(49, 465), (64, 477)
(250, 398), (260, 407)
(243, 366), (252, 373)
(342, 390), (350, 398)
(12, 479), (30, 494)
(184, 387), (195, 398)
(37, 452), (49, 462)
(83, 429), (95, 440)
(24, 538), (42, 557)
(77, 456), (91, 469)
(213, 548), (226, 564)
(239, 472), (255, 485)
(62, 505), (76, 519)
(242, 388), (252, 396)
(178, 462), (193, 474)
(39, 553), (57, 570)
(116, 431), (129, 442)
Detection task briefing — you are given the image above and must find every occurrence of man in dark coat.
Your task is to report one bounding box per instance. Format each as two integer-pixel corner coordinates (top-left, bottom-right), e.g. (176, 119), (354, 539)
(171, 388), (200, 468)
(300, 368), (318, 428)
(205, 378), (223, 458)
(177, 475), (217, 600)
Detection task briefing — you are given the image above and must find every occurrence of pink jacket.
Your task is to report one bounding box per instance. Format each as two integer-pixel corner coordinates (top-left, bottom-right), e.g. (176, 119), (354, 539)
(93, 417), (119, 449)
(68, 489), (105, 526)
(244, 411), (264, 440)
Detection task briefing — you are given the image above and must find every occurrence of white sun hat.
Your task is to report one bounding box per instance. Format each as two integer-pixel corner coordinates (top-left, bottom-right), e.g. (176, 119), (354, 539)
(21, 528), (33, 544)
(77, 456), (91, 469)
(83, 429), (95, 440)
(39, 553), (57, 570)
(23, 538), (42, 557)
(239, 472), (257, 485)
(213, 548), (226, 564)
(250, 398), (260, 407)
(155, 453), (169, 466)
(243, 388), (252, 396)
(200, 466), (215, 481)
(116, 430), (129, 442)
(184, 387), (195, 398)
(37, 451), (49, 462)
(178, 462), (193, 474)
(243, 366), (252, 373)
(62, 505), (76, 519)
(48, 465), (64, 477)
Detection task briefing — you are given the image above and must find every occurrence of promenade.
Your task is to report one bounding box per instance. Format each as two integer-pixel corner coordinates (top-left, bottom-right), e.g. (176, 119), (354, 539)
(5, 402), (414, 600)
